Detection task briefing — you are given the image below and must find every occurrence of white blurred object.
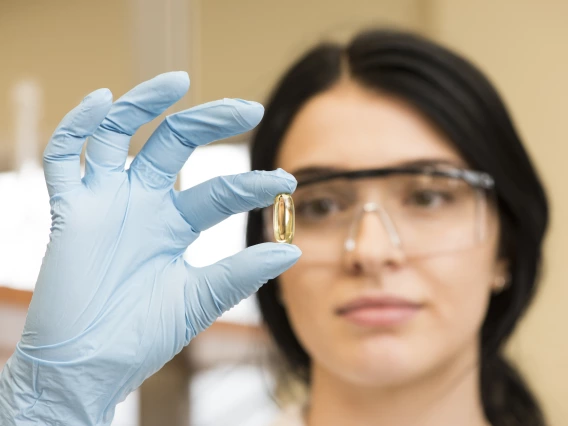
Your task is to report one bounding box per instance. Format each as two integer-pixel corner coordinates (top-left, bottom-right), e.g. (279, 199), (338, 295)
(180, 143), (250, 267)
(180, 142), (261, 326)
(190, 364), (279, 426)
(0, 80), (49, 290)
(0, 168), (50, 290)
(111, 390), (140, 426)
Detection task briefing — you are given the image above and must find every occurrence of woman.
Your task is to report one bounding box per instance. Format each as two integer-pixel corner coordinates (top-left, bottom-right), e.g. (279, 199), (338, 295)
(247, 29), (549, 426)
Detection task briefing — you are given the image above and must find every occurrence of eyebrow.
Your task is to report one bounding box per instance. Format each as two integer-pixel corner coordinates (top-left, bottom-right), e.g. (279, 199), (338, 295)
(290, 158), (467, 180)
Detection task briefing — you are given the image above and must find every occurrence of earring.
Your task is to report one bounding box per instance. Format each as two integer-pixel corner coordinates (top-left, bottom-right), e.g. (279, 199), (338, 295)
(493, 273), (510, 293)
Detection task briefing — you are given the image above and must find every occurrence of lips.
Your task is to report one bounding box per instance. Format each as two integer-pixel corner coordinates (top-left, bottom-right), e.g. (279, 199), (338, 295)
(336, 296), (422, 327)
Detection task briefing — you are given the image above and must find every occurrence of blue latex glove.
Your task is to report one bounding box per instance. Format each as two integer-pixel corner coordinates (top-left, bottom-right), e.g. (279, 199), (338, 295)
(0, 72), (301, 425)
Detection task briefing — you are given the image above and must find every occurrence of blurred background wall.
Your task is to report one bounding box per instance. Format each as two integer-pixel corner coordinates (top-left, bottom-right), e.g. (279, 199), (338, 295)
(0, 1), (566, 425)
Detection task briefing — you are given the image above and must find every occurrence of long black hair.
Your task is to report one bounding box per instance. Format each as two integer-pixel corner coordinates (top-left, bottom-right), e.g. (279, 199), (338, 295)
(246, 29), (549, 426)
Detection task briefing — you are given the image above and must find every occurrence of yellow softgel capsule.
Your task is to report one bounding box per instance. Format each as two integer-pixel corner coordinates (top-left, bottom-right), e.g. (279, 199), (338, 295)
(273, 193), (295, 243)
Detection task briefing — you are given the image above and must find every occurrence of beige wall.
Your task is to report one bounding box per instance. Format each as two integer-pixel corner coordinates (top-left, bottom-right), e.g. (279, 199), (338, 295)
(0, 1), (566, 424)
(0, 0), (133, 171)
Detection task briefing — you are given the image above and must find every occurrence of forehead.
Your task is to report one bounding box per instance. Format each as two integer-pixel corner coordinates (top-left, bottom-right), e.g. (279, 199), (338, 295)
(275, 80), (466, 172)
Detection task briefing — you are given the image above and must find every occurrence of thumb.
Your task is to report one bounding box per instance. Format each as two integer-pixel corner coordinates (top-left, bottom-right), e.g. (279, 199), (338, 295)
(184, 243), (301, 337)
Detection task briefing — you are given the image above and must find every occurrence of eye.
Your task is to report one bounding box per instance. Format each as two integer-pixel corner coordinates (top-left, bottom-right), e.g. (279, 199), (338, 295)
(296, 197), (343, 220)
(406, 189), (453, 208)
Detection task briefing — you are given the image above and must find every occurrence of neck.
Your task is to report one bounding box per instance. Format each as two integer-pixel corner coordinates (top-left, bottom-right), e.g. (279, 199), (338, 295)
(306, 345), (488, 426)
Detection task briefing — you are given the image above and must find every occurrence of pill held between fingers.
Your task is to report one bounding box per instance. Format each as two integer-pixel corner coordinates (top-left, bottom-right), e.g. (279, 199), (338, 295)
(273, 193), (295, 244)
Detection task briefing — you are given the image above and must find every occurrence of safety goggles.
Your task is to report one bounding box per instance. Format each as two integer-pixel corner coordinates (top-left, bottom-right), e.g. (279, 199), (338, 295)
(263, 164), (496, 263)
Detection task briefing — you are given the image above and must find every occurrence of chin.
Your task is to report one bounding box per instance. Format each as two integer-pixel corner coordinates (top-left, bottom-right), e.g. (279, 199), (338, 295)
(335, 339), (426, 387)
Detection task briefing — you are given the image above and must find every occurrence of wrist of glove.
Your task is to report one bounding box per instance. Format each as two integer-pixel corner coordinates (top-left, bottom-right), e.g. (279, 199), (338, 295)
(0, 346), (114, 426)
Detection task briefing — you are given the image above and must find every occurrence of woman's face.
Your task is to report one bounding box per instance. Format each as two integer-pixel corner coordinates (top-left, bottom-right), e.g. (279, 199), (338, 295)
(275, 80), (507, 387)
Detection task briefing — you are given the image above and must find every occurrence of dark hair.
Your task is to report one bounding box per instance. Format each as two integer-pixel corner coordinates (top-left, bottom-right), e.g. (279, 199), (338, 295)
(246, 29), (548, 426)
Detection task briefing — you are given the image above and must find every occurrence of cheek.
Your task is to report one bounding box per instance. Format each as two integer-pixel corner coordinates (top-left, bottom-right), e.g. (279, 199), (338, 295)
(417, 247), (496, 351)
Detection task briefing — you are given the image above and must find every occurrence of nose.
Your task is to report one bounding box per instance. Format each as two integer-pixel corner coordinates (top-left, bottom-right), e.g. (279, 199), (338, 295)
(343, 203), (406, 275)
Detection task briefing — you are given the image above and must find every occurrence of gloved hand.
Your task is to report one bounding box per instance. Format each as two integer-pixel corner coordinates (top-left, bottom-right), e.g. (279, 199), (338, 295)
(0, 72), (301, 426)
